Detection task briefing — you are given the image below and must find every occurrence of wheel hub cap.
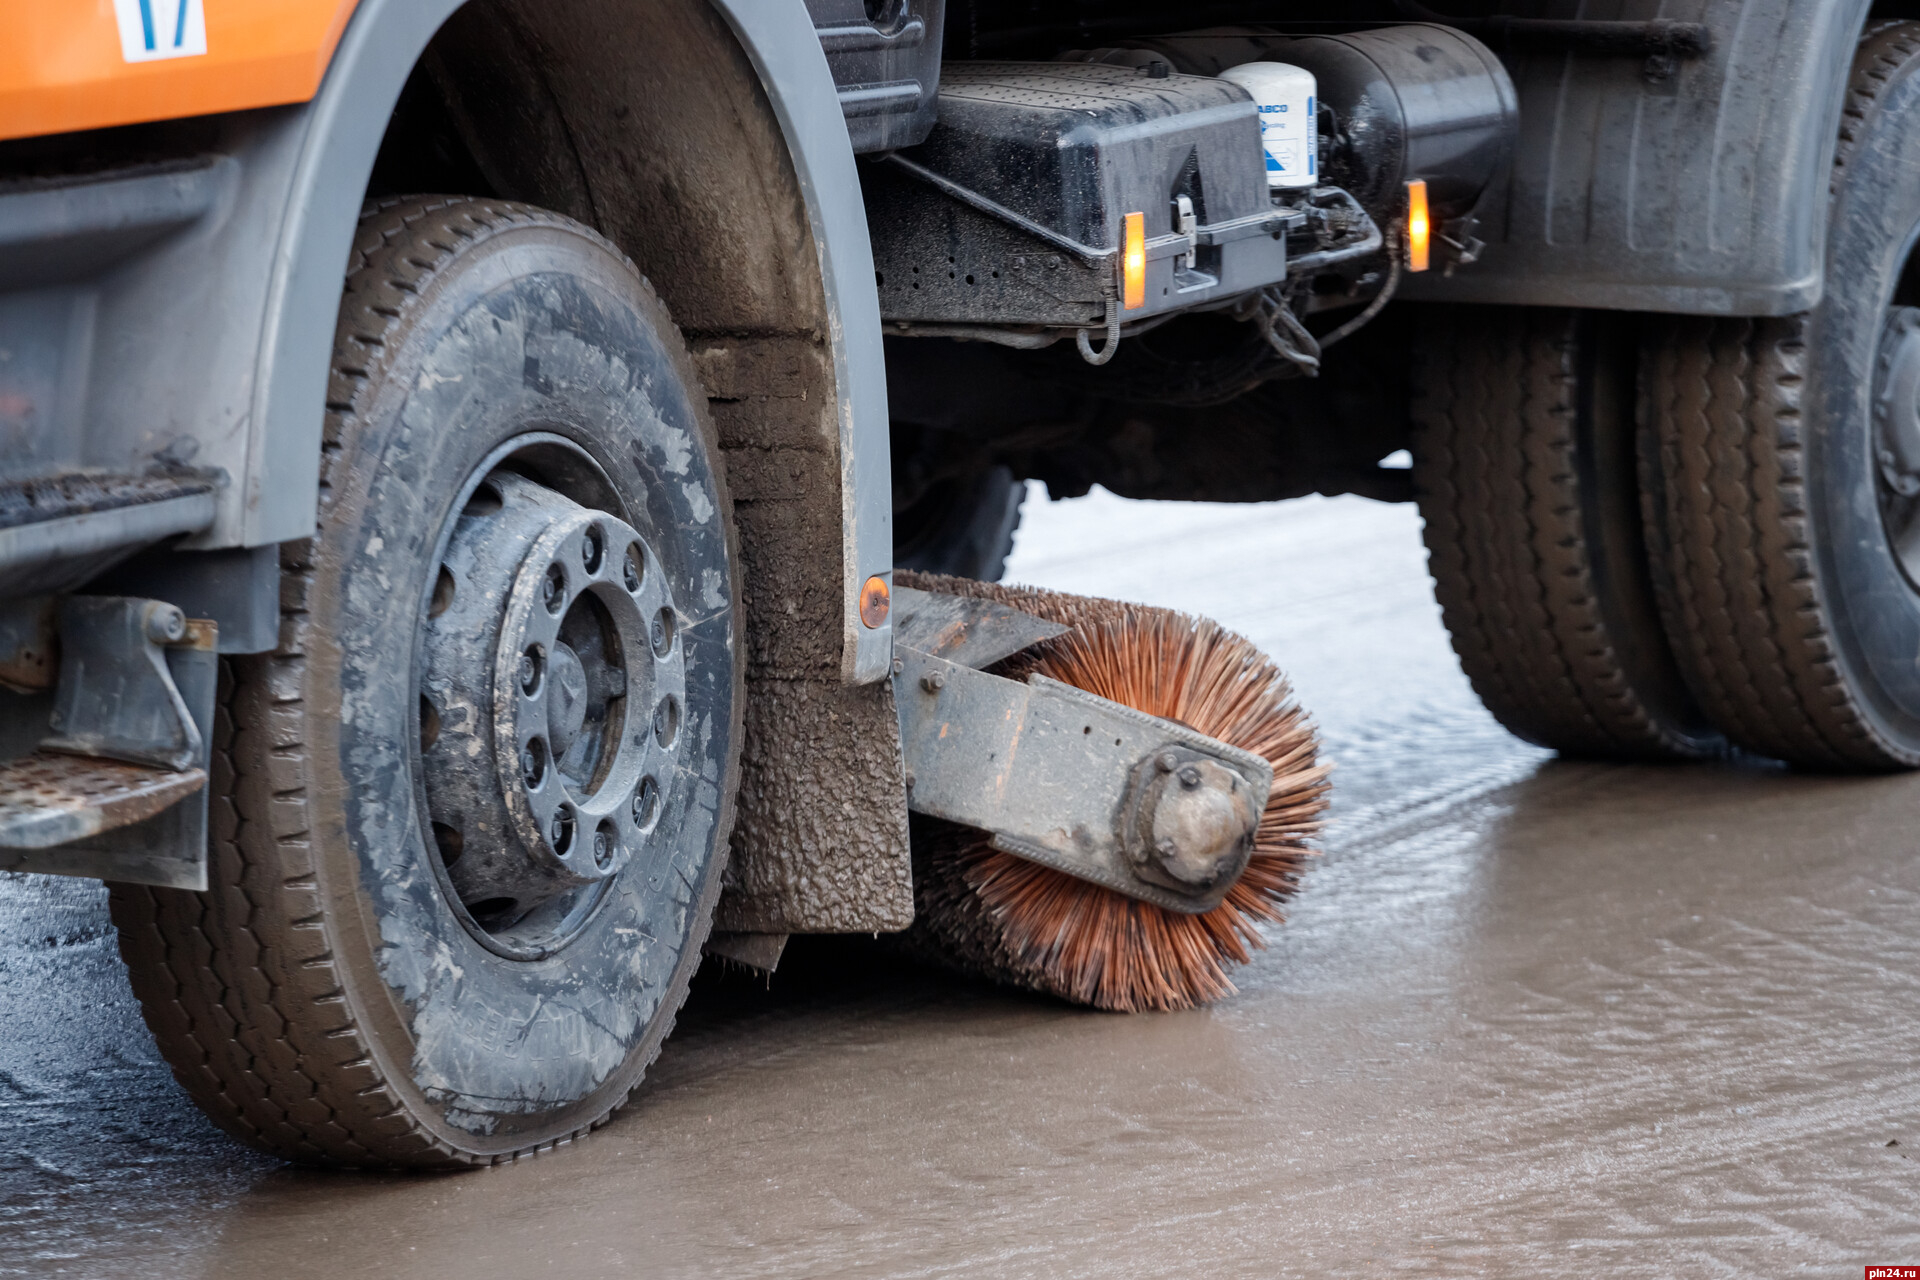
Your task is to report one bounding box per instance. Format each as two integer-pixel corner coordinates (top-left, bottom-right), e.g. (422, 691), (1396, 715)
(419, 471), (685, 937)
(1877, 307), (1920, 495)
(1873, 306), (1920, 581)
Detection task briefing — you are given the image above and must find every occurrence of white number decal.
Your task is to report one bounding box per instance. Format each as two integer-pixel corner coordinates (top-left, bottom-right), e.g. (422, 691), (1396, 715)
(112, 0), (208, 63)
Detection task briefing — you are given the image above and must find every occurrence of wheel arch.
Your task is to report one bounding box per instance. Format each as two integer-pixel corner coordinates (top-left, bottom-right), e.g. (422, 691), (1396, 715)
(265, 0), (891, 683)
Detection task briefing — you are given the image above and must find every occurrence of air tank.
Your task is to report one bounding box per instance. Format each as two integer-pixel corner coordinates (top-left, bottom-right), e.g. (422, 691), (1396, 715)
(1115, 24), (1519, 226)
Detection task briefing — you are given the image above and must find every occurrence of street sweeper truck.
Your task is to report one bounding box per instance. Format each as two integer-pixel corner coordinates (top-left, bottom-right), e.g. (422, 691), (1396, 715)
(0, 0), (1906, 1165)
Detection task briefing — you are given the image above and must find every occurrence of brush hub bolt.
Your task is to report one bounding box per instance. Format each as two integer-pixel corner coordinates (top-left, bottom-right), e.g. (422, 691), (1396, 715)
(921, 670), (946, 693)
(1127, 748), (1263, 895)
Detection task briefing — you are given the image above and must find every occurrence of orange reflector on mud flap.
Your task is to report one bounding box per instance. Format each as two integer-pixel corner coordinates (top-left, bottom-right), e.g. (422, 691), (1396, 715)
(1406, 179), (1431, 273)
(1122, 212), (1147, 310)
(859, 575), (892, 628)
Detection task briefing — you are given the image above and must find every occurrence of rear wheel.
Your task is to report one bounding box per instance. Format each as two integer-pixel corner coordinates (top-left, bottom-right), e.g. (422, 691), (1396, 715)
(109, 197), (741, 1166)
(1411, 306), (1720, 759)
(1639, 24), (1920, 770)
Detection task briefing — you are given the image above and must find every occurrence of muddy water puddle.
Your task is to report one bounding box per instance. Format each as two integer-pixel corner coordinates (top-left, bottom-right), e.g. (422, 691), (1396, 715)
(4, 493), (1918, 1276)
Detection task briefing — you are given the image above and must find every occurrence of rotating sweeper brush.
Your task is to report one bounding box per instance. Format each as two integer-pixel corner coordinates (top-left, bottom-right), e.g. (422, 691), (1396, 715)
(891, 574), (1329, 1012)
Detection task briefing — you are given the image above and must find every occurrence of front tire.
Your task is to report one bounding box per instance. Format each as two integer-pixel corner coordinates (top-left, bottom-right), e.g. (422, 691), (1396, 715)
(1640, 24), (1920, 770)
(110, 198), (741, 1166)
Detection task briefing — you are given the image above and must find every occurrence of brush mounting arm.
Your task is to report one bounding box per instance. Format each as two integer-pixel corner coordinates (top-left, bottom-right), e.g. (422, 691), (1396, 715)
(894, 647), (1273, 914)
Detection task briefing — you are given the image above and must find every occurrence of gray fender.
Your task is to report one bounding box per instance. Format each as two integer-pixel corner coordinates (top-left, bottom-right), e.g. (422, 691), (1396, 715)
(146, 0), (888, 681)
(708, 0), (893, 685)
(1403, 0), (1874, 316)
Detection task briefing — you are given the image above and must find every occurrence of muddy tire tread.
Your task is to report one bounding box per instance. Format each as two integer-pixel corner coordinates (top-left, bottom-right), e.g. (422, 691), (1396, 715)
(1640, 23), (1920, 770)
(1413, 309), (1702, 757)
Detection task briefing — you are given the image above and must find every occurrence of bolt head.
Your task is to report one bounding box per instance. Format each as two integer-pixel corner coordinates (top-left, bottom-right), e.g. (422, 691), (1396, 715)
(145, 604), (186, 644)
(1178, 764), (1204, 790)
(920, 670), (946, 693)
(542, 564), (567, 612)
(1156, 751), (1178, 773)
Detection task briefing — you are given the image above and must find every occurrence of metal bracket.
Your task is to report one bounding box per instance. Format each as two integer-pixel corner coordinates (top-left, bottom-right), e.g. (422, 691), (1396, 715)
(894, 647), (1272, 914)
(891, 584), (1070, 671)
(0, 597), (216, 889)
(1174, 194), (1199, 271)
(882, 151), (1304, 270)
(43, 596), (203, 770)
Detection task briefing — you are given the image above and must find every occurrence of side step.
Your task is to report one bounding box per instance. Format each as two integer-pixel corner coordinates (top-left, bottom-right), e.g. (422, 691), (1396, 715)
(0, 752), (208, 888)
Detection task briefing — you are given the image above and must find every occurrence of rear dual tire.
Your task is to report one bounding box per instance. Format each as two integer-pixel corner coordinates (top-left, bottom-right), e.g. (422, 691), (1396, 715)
(1411, 307), (1720, 760)
(1634, 23), (1920, 770)
(1417, 24), (1920, 773)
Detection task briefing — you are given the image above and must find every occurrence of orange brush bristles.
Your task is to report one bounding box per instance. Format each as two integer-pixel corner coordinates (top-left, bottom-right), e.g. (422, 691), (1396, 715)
(907, 577), (1329, 1013)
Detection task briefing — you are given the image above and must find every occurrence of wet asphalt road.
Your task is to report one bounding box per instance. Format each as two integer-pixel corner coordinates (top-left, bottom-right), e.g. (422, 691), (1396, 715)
(5, 487), (1920, 1276)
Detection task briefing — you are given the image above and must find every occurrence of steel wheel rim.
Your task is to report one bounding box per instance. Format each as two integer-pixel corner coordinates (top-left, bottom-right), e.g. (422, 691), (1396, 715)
(411, 434), (686, 961)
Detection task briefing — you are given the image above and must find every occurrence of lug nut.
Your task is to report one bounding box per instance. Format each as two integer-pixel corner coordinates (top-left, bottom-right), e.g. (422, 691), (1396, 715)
(623, 545), (643, 592)
(582, 527), (604, 573)
(520, 737), (547, 788)
(542, 563), (567, 614)
(549, 808), (574, 855)
(632, 776), (659, 827)
(592, 826), (614, 870)
(518, 646), (544, 696)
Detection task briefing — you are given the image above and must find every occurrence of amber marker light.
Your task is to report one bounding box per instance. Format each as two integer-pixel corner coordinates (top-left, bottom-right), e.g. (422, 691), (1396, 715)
(859, 575), (891, 628)
(1122, 211), (1147, 310)
(1406, 179), (1431, 273)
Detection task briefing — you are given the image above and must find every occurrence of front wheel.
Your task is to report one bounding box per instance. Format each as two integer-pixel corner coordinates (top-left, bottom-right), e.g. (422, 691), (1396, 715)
(110, 198), (742, 1166)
